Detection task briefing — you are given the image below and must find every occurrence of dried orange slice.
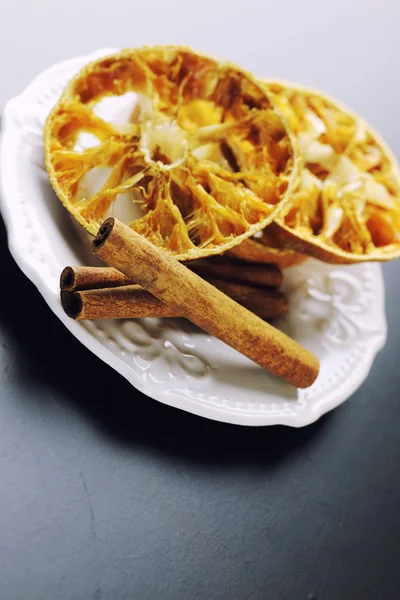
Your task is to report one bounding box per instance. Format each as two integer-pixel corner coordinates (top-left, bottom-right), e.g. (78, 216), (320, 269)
(44, 47), (298, 261)
(232, 81), (400, 264)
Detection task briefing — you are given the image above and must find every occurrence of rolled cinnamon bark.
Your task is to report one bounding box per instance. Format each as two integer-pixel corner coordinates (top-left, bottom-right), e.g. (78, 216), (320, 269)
(60, 266), (132, 291)
(206, 278), (288, 319)
(188, 261), (283, 288)
(61, 286), (174, 320)
(91, 218), (319, 388)
(60, 262), (282, 292)
(61, 282), (288, 321)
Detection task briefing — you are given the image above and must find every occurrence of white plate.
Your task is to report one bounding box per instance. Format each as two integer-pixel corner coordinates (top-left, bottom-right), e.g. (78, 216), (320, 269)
(0, 49), (387, 426)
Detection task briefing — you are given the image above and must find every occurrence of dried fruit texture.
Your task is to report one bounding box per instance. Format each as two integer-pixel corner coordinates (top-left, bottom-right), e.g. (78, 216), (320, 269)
(262, 82), (400, 263)
(44, 47), (298, 261)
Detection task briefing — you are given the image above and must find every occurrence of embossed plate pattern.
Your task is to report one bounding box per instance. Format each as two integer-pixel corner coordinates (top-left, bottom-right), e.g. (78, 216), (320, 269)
(0, 49), (387, 426)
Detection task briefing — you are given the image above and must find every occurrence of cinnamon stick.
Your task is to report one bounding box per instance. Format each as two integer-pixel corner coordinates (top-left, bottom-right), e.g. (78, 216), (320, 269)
(60, 266), (132, 291)
(61, 282), (288, 321)
(92, 218), (319, 388)
(61, 286), (173, 320)
(205, 278), (288, 319)
(60, 262), (282, 292)
(188, 261), (282, 288)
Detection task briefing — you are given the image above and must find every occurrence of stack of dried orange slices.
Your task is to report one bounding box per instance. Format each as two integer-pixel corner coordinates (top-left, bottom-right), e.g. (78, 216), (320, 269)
(44, 46), (400, 268)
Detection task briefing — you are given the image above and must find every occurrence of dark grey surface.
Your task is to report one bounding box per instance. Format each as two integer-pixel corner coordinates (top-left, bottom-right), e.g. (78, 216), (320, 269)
(1, 211), (400, 600)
